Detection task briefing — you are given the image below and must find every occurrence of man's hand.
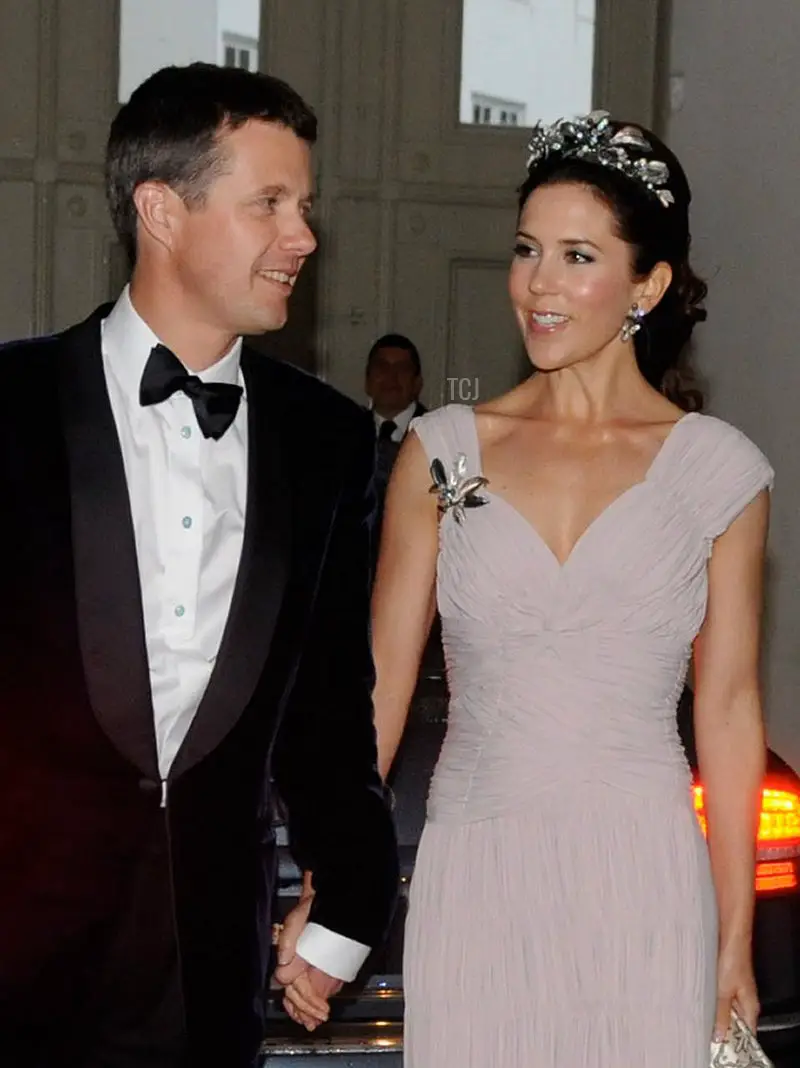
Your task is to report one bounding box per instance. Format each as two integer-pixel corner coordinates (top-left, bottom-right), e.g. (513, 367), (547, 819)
(276, 963), (343, 1031)
(273, 886), (343, 1030)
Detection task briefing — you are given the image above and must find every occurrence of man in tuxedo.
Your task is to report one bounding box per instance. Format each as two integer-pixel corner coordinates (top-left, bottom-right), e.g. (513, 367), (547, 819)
(365, 333), (426, 449)
(0, 64), (397, 1068)
(364, 334), (427, 560)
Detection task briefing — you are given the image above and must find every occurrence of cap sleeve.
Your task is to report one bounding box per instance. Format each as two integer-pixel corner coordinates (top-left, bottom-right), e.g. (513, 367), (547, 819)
(408, 404), (481, 476)
(693, 417), (774, 541)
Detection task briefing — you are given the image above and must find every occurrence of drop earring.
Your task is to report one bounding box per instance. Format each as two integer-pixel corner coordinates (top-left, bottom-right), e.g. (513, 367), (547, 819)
(620, 303), (646, 343)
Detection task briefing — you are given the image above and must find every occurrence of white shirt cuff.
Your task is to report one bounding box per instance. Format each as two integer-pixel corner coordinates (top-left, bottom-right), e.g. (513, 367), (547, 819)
(295, 922), (371, 983)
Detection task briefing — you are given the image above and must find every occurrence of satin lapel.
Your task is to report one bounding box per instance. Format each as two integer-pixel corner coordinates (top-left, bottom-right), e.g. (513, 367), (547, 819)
(170, 349), (291, 779)
(58, 308), (159, 779)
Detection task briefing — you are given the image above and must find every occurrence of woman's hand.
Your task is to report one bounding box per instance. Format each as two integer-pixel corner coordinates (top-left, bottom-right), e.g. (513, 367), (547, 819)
(715, 939), (759, 1038)
(273, 873), (331, 1030)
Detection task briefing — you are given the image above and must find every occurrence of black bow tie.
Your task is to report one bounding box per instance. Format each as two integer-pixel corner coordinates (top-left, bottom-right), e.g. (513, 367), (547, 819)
(139, 344), (243, 440)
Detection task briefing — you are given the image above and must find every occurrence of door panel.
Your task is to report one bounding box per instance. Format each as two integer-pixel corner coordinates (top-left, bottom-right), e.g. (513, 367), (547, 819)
(0, 183), (37, 338)
(392, 199), (525, 407)
(447, 260), (528, 405)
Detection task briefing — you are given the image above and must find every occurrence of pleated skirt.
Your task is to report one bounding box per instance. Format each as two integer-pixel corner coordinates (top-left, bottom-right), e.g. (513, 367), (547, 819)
(403, 788), (717, 1067)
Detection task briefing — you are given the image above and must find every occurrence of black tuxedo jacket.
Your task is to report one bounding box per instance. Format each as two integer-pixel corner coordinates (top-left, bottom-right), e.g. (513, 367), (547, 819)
(371, 400), (428, 558)
(369, 400), (428, 441)
(0, 306), (398, 1064)
(380, 399), (428, 439)
(372, 400), (428, 493)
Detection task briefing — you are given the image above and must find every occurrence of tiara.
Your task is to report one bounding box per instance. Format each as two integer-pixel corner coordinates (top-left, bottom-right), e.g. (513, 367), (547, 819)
(525, 109), (675, 209)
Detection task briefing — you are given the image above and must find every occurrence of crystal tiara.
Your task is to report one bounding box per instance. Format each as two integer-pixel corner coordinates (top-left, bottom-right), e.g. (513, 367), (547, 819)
(525, 109), (675, 209)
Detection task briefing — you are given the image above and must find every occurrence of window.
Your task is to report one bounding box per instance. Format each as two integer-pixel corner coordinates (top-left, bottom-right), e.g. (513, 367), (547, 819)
(222, 34), (259, 72)
(470, 94), (526, 127)
(460, 0), (596, 127)
(118, 0), (261, 103)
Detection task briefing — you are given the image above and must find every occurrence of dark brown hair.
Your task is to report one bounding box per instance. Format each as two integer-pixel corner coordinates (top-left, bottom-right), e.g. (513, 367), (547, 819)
(106, 63), (317, 266)
(367, 334), (422, 376)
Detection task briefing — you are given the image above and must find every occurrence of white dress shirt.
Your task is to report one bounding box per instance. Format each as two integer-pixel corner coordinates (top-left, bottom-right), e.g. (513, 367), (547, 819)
(101, 287), (369, 982)
(372, 399), (418, 442)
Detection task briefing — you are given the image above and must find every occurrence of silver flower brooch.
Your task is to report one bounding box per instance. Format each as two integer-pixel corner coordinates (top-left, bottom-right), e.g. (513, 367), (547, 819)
(428, 453), (489, 524)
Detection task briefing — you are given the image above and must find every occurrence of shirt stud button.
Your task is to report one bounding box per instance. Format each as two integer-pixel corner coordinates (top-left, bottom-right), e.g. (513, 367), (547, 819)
(180, 425), (192, 439)
(182, 516), (192, 529)
(174, 605), (186, 618)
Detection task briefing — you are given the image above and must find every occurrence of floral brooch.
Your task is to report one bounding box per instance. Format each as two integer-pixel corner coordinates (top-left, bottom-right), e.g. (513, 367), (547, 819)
(428, 453), (489, 524)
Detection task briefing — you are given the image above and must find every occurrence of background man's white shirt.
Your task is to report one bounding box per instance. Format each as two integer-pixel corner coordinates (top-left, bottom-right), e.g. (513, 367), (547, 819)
(372, 399), (418, 442)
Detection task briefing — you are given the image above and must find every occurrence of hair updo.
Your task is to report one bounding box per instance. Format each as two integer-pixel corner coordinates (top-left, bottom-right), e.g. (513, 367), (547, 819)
(517, 122), (706, 411)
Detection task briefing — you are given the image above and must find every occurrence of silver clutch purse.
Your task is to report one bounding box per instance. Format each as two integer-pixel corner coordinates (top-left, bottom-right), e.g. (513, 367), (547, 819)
(710, 1009), (774, 1067)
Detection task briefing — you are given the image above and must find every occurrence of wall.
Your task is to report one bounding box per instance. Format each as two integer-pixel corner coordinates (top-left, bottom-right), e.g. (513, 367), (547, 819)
(262, 0), (657, 407)
(0, 0), (661, 348)
(460, 0), (595, 124)
(218, 0), (260, 42)
(667, 0), (800, 764)
(119, 0), (219, 101)
(119, 0), (261, 101)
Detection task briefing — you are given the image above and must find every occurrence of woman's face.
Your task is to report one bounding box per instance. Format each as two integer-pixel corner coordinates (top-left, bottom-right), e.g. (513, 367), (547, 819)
(509, 181), (642, 373)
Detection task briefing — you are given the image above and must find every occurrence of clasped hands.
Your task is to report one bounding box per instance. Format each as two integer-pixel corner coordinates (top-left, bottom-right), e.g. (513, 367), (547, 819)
(273, 891), (342, 1031)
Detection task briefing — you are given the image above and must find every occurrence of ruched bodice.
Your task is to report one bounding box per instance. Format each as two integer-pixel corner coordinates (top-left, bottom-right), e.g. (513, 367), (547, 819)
(412, 405), (772, 825)
(403, 403), (774, 1068)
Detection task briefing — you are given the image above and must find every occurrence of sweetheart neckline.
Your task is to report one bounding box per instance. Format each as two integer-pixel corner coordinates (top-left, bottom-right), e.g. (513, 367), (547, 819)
(469, 409), (698, 571)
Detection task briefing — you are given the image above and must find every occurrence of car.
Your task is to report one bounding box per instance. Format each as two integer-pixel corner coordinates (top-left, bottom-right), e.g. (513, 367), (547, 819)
(260, 676), (800, 1065)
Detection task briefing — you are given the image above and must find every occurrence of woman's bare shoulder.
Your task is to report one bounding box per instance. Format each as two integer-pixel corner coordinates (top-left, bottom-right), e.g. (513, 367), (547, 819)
(473, 381), (543, 445)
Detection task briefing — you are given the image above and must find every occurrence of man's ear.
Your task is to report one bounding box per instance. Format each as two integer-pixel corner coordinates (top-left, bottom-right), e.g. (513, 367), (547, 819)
(132, 181), (182, 254)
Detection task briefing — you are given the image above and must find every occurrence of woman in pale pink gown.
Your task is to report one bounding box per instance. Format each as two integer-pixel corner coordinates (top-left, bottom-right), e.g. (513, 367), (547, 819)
(371, 113), (772, 1067)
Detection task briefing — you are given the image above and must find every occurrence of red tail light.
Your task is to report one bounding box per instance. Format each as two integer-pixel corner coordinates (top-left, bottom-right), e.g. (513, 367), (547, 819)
(693, 783), (800, 893)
